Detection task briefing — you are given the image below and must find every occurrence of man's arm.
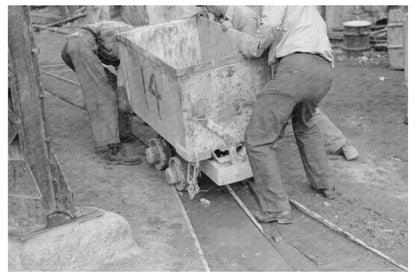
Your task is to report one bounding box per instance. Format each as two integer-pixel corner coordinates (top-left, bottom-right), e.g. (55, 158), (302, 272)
(238, 5), (286, 59)
(240, 16), (258, 36)
(238, 23), (282, 58)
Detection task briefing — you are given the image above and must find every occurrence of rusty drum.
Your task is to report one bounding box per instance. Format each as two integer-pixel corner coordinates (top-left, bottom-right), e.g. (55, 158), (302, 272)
(342, 20), (371, 57)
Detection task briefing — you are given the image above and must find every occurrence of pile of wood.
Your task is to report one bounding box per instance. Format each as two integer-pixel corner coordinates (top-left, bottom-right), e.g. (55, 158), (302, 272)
(370, 25), (387, 50)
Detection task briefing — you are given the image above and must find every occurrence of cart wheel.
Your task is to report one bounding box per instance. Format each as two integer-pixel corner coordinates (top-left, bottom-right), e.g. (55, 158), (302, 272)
(145, 137), (172, 170)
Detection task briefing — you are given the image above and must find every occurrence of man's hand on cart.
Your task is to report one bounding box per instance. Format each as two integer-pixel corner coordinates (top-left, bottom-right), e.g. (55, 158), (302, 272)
(222, 20), (233, 32)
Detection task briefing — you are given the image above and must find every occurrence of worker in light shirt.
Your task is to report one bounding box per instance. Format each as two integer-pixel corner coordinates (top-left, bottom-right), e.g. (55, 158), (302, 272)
(238, 6), (338, 224)
(205, 5), (359, 160)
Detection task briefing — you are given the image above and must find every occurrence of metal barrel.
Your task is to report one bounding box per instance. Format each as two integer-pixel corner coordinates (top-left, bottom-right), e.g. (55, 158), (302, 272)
(342, 20), (371, 57)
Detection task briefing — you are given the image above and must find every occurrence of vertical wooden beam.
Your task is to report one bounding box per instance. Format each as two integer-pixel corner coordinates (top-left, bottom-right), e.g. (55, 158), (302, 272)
(404, 16), (408, 87)
(8, 6), (56, 214)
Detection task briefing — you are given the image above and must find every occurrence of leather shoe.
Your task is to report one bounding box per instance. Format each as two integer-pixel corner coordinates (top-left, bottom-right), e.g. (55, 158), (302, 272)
(314, 186), (336, 200)
(106, 143), (142, 166)
(254, 210), (293, 224)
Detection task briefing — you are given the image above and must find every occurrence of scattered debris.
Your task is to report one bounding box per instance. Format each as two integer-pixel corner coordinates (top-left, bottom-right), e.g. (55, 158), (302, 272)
(199, 198), (211, 207)
(333, 47), (389, 66)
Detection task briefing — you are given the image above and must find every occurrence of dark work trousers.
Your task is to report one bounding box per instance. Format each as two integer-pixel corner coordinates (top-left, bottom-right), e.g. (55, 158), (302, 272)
(61, 28), (131, 151)
(245, 53), (333, 213)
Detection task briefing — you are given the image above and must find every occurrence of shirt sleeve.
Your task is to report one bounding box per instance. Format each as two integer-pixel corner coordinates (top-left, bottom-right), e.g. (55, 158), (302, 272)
(240, 16), (258, 36)
(261, 5), (287, 28)
(237, 6), (287, 58)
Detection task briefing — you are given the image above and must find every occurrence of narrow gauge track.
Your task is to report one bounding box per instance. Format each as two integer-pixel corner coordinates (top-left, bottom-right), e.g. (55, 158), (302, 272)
(42, 63), (407, 273)
(132, 132), (405, 272)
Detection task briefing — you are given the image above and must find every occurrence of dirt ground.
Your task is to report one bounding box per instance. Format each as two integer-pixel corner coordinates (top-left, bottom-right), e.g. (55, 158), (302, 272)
(31, 12), (407, 270)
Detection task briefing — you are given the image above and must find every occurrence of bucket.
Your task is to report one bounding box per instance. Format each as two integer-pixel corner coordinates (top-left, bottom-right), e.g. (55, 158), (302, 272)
(342, 20), (371, 57)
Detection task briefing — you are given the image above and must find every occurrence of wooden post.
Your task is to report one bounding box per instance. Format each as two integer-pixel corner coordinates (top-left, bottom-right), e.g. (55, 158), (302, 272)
(9, 5), (56, 214)
(8, 6), (76, 230)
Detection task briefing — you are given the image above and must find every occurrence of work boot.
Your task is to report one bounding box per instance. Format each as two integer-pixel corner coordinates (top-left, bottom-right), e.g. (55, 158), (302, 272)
(340, 140), (359, 161)
(254, 210), (293, 224)
(106, 143), (142, 165)
(314, 186), (336, 200)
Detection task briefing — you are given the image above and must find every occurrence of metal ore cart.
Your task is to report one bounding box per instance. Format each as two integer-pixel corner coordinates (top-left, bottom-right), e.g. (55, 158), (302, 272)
(116, 17), (271, 198)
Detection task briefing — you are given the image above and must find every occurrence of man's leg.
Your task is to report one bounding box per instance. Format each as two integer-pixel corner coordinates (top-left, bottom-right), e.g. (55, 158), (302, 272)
(62, 30), (141, 165)
(292, 102), (335, 198)
(103, 67), (134, 140)
(245, 80), (297, 223)
(313, 108), (346, 153)
(286, 53), (336, 198)
(62, 31), (120, 151)
(313, 108), (359, 160)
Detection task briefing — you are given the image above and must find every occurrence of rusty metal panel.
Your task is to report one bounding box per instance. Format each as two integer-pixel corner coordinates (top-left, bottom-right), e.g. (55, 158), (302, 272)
(8, 160), (47, 237)
(118, 36), (187, 153)
(180, 59), (270, 156)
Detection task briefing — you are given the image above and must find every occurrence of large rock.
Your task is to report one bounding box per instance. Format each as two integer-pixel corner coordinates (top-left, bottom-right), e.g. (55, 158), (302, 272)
(9, 210), (143, 271)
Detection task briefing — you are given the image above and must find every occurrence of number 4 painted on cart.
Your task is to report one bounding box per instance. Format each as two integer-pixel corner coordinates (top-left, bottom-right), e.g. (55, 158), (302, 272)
(148, 73), (162, 120)
(141, 68), (162, 120)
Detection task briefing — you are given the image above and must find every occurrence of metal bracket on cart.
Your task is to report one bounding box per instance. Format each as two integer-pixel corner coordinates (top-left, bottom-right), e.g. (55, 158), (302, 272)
(212, 145), (248, 165)
(196, 118), (247, 165)
(164, 155), (201, 200)
(186, 161), (201, 200)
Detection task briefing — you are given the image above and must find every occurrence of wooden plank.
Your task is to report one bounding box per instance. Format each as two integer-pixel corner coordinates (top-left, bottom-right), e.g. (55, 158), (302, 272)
(32, 24), (71, 35)
(9, 6), (77, 221)
(8, 109), (20, 145)
(43, 13), (86, 27)
(404, 17), (407, 86)
(290, 199), (408, 271)
(30, 11), (62, 21)
(225, 185), (297, 271)
(8, 160), (48, 236)
(172, 186), (210, 271)
(9, 6), (56, 213)
(40, 70), (80, 86)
